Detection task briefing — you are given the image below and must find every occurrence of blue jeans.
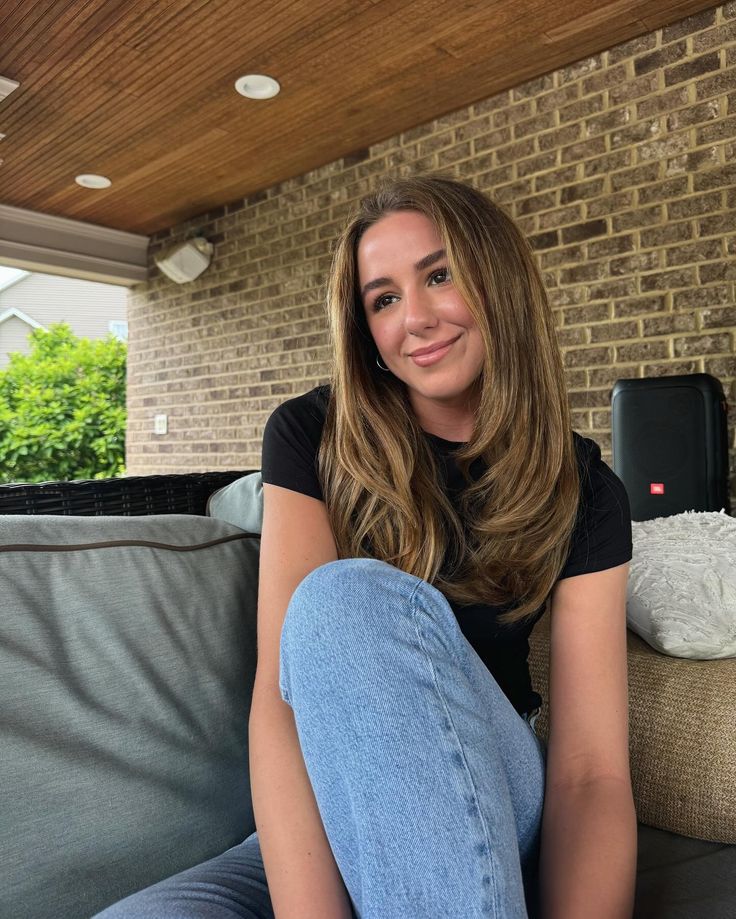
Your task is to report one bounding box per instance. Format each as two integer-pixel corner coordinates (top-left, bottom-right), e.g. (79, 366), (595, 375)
(94, 559), (547, 918)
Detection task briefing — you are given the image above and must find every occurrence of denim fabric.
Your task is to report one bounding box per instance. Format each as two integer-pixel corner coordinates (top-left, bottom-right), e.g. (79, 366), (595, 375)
(94, 558), (546, 919)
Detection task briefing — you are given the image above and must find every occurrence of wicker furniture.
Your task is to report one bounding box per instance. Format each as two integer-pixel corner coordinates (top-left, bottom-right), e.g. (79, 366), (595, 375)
(1, 471), (734, 919)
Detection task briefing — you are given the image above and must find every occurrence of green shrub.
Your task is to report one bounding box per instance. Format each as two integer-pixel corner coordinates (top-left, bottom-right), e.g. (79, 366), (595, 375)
(0, 322), (126, 483)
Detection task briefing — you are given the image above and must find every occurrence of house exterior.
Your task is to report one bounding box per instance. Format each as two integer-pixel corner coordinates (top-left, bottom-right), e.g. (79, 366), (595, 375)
(128, 4), (735, 506)
(0, 270), (128, 368)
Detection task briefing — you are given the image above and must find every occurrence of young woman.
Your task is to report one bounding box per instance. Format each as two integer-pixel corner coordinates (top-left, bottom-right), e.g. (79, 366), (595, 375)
(96, 175), (637, 918)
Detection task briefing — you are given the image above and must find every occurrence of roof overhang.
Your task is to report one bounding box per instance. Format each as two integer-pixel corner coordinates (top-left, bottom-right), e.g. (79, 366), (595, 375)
(0, 205), (149, 286)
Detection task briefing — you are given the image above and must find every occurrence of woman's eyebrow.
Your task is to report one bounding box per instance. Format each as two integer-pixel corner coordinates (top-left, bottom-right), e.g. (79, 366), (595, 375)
(360, 248), (446, 299)
(414, 248), (445, 272)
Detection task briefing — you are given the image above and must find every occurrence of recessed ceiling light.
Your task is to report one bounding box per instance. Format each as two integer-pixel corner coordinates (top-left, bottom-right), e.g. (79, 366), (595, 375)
(234, 74), (280, 99)
(0, 75), (20, 101)
(75, 174), (112, 189)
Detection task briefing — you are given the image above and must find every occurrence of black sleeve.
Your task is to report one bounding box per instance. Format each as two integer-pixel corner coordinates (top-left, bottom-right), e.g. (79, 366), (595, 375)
(260, 387), (328, 501)
(558, 434), (633, 580)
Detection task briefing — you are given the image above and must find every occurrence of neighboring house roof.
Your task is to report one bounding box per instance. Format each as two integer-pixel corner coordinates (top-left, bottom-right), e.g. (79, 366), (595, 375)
(0, 306), (44, 330)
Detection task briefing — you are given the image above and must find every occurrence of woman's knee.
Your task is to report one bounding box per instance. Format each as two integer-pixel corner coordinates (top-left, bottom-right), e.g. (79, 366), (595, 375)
(279, 558), (421, 706)
(283, 557), (416, 637)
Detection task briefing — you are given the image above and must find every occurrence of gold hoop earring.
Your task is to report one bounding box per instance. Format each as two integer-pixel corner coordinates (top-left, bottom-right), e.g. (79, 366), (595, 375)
(375, 354), (390, 372)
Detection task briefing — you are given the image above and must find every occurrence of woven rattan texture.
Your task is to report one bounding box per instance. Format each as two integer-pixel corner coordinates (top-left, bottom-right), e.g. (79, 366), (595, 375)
(529, 614), (736, 845)
(0, 471), (253, 517)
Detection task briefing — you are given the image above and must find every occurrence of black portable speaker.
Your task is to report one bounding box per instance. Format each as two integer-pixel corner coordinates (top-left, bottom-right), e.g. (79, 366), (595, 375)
(610, 373), (731, 522)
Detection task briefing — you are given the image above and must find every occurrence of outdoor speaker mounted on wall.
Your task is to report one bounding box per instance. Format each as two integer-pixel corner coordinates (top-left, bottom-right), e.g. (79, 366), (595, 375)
(154, 237), (213, 284)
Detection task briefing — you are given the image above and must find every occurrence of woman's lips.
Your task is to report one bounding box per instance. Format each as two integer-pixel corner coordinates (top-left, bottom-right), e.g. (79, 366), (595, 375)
(409, 335), (460, 367)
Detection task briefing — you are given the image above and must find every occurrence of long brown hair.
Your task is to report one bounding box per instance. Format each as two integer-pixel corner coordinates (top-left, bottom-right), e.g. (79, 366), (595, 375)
(317, 174), (579, 625)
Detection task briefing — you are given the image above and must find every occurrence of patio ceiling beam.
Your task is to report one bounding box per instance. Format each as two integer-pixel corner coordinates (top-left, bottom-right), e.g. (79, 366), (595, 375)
(0, 204), (148, 286)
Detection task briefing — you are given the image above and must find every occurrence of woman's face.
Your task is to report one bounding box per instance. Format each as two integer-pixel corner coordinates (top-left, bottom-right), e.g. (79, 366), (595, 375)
(357, 209), (486, 429)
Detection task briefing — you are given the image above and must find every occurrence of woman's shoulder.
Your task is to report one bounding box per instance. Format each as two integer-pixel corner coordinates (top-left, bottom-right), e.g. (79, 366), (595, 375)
(559, 431), (633, 579)
(261, 385), (332, 499)
(570, 431), (624, 499)
(266, 384), (331, 435)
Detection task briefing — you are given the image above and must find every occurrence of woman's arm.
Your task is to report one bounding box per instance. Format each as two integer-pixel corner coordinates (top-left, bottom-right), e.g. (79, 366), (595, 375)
(249, 483), (353, 919)
(539, 562), (638, 919)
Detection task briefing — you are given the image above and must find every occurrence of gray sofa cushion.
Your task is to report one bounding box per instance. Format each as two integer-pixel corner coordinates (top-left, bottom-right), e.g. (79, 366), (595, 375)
(635, 824), (736, 918)
(0, 514), (259, 919)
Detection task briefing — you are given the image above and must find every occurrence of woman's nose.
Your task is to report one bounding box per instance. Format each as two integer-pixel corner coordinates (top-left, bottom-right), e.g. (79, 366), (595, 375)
(403, 289), (438, 333)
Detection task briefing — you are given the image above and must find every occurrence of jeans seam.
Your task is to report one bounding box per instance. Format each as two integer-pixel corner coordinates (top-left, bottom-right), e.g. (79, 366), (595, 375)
(408, 578), (501, 916)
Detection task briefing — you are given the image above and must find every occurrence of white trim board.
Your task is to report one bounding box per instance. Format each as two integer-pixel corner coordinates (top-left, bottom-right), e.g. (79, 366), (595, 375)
(0, 204), (149, 286)
(0, 307), (45, 329)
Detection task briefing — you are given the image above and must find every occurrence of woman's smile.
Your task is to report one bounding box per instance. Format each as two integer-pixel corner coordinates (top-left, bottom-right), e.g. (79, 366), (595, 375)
(408, 333), (462, 366)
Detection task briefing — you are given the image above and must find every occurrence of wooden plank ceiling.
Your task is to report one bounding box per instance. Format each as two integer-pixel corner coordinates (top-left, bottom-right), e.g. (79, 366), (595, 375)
(0, 0), (719, 235)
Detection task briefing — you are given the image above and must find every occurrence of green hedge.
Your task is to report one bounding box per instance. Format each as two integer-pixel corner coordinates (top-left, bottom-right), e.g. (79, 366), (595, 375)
(0, 323), (127, 484)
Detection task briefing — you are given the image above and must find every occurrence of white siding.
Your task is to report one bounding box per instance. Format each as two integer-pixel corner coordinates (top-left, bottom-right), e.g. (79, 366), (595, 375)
(0, 273), (127, 333)
(0, 314), (36, 368)
(0, 272), (128, 366)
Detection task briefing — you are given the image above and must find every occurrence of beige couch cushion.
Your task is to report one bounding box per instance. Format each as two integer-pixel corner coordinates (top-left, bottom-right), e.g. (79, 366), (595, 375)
(529, 614), (736, 844)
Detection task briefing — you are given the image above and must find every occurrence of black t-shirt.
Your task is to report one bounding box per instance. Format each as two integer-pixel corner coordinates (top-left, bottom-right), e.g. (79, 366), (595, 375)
(261, 384), (633, 716)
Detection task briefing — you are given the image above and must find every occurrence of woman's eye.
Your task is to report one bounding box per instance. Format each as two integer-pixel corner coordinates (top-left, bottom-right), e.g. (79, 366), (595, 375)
(429, 268), (449, 285)
(373, 294), (398, 312)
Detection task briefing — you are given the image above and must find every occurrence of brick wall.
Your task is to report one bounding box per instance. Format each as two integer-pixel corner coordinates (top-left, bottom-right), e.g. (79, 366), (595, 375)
(128, 3), (736, 507)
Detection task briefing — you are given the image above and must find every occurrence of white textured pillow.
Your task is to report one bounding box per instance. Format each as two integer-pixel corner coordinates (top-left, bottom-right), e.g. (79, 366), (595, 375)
(627, 509), (736, 659)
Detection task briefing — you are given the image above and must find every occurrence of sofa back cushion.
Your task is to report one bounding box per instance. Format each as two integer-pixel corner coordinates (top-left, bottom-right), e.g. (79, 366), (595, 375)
(0, 514), (259, 919)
